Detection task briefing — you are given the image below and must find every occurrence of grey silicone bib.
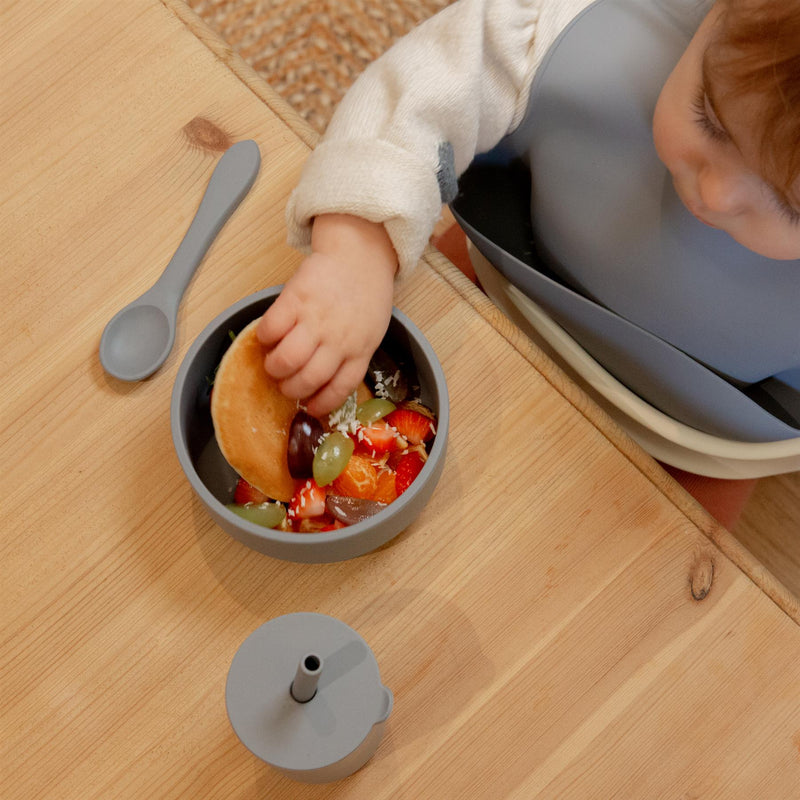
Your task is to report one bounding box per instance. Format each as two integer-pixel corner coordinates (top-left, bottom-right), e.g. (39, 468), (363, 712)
(453, 0), (800, 440)
(514, 0), (800, 383)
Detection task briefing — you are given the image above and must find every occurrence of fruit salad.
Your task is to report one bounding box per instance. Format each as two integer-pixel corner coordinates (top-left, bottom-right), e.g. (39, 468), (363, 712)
(225, 352), (438, 532)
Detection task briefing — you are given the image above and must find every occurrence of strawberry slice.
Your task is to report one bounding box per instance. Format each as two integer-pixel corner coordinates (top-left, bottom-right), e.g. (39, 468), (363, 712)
(288, 479), (327, 519)
(320, 519), (347, 532)
(355, 419), (406, 456)
(384, 406), (435, 446)
(394, 451), (425, 495)
(233, 477), (269, 505)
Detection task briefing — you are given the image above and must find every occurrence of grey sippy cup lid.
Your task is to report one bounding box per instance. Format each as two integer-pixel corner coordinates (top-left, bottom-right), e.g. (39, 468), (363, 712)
(226, 612), (393, 783)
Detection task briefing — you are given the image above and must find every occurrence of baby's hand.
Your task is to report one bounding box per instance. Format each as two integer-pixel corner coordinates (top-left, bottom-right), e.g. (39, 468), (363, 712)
(257, 214), (398, 417)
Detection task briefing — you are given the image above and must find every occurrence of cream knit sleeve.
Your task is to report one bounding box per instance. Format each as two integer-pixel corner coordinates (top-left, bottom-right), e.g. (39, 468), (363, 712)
(285, 0), (556, 277)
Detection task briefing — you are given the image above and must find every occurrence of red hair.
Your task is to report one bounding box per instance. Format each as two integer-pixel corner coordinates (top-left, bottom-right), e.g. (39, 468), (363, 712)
(705, 0), (800, 202)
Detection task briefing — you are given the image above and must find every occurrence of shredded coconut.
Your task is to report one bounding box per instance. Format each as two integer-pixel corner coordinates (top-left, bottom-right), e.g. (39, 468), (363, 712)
(327, 390), (359, 434)
(372, 370), (389, 399)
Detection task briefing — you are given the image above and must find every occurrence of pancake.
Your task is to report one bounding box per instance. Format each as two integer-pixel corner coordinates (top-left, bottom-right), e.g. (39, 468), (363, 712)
(211, 319), (298, 502)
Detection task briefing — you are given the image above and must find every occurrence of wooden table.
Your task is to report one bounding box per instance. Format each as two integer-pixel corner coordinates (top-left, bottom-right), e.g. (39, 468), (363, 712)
(3, 1), (800, 797)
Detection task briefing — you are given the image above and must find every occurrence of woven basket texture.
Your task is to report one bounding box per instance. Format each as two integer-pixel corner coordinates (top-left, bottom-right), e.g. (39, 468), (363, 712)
(186, 0), (453, 133)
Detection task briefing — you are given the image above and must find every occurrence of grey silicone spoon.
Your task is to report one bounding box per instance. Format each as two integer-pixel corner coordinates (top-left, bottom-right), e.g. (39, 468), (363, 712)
(100, 139), (261, 381)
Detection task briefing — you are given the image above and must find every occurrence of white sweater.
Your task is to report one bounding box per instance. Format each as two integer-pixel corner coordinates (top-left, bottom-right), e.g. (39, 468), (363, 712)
(285, 0), (597, 277)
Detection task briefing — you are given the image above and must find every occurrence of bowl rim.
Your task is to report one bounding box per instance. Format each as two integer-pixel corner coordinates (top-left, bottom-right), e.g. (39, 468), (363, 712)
(171, 287), (449, 550)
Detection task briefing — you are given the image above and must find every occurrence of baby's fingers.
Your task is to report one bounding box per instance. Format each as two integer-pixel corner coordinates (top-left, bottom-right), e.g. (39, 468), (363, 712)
(263, 323), (318, 381)
(277, 345), (340, 403)
(256, 294), (298, 349)
(305, 358), (370, 418)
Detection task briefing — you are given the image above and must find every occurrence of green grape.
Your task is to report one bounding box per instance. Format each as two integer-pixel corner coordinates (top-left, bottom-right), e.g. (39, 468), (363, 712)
(356, 397), (396, 425)
(313, 432), (355, 486)
(227, 502), (286, 529)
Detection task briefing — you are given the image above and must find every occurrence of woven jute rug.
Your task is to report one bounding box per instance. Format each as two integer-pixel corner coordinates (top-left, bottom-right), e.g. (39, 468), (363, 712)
(186, 0), (453, 134)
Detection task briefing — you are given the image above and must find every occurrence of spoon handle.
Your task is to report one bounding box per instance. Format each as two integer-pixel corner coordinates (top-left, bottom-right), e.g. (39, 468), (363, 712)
(155, 140), (261, 302)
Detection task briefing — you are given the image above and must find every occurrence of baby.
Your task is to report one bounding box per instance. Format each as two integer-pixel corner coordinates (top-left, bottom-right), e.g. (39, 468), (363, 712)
(256, 0), (800, 418)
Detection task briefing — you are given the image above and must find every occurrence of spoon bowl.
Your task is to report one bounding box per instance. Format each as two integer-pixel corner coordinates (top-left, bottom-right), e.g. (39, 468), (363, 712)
(100, 139), (261, 381)
(101, 301), (174, 381)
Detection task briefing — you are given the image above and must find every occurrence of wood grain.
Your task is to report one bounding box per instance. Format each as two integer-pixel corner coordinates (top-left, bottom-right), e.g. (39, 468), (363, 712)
(734, 473), (800, 599)
(3, 1), (800, 798)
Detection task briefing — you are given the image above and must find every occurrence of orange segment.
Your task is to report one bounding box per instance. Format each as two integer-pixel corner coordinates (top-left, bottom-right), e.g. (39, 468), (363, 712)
(372, 468), (398, 504)
(332, 454), (378, 499)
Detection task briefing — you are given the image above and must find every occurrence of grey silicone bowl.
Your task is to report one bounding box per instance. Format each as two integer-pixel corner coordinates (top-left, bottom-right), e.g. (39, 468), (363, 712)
(171, 286), (449, 563)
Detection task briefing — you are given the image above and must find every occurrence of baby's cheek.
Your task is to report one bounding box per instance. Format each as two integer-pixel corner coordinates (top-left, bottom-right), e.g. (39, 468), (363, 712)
(747, 231), (800, 261)
(722, 214), (800, 260)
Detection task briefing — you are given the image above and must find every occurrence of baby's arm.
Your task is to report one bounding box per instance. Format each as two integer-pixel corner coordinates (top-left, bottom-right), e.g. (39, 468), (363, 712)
(262, 0), (554, 413)
(257, 214), (397, 417)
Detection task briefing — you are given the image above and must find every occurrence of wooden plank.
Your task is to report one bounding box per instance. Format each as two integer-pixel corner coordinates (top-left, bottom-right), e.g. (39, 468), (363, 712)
(3, 1), (800, 798)
(734, 473), (800, 598)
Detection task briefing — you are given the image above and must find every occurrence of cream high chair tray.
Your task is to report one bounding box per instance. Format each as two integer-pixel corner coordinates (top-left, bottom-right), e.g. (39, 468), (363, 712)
(467, 240), (800, 479)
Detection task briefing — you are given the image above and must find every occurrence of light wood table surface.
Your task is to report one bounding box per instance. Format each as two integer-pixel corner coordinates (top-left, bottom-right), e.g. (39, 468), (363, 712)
(3, 1), (800, 797)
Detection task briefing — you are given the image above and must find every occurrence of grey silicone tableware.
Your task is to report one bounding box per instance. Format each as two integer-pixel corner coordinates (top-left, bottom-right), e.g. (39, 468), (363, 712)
(100, 139), (261, 381)
(226, 613), (393, 783)
(170, 286), (449, 563)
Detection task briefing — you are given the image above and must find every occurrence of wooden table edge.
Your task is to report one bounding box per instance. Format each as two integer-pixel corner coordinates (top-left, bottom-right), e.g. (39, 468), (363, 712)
(424, 247), (800, 625)
(164, 0), (800, 627)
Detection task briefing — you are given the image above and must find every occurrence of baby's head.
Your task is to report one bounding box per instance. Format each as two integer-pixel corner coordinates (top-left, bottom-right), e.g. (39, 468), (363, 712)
(653, 0), (800, 259)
